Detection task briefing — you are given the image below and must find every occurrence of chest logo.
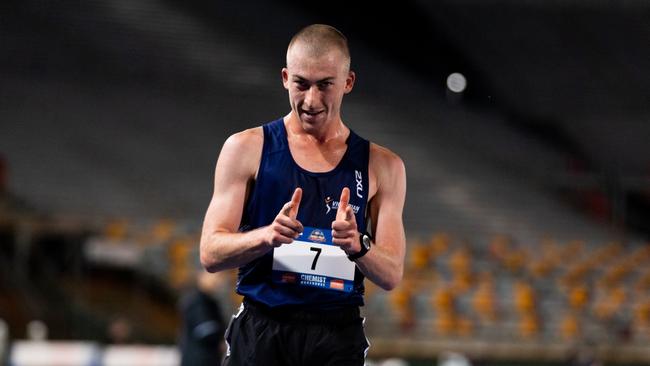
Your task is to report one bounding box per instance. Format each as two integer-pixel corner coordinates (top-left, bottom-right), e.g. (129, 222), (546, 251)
(325, 196), (333, 215)
(355, 170), (363, 199)
(324, 196), (360, 215)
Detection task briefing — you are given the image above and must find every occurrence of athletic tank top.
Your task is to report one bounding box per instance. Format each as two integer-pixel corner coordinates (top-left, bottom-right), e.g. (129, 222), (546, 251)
(237, 118), (370, 309)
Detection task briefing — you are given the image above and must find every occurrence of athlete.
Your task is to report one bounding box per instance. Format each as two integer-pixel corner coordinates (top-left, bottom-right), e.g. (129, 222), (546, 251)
(200, 24), (407, 366)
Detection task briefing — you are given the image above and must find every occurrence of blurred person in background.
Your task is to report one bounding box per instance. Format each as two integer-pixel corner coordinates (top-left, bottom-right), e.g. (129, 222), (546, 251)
(199, 23), (407, 365)
(566, 345), (602, 366)
(179, 270), (228, 366)
(104, 315), (133, 344)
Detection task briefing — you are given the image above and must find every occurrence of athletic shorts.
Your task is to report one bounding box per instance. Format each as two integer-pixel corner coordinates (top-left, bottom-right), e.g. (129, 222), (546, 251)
(222, 298), (370, 366)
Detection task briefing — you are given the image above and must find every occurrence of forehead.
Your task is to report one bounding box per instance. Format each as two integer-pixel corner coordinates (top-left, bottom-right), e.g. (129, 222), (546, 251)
(286, 44), (348, 79)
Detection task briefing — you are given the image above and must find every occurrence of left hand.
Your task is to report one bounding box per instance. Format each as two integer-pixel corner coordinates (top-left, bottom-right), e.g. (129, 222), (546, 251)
(331, 187), (360, 255)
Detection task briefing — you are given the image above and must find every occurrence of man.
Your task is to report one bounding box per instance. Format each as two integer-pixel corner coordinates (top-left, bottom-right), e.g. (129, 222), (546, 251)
(200, 24), (406, 366)
(178, 271), (228, 365)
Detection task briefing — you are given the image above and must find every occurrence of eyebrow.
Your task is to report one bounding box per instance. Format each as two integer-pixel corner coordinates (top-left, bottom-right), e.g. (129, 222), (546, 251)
(292, 75), (336, 83)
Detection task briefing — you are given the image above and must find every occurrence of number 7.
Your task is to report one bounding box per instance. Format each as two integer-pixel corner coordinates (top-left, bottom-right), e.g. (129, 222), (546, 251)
(310, 247), (322, 270)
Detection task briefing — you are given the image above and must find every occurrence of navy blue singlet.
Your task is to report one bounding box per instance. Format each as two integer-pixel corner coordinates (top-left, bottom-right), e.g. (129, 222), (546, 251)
(237, 118), (370, 309)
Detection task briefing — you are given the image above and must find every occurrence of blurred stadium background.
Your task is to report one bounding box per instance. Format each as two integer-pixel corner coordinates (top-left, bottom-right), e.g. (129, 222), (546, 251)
(1, 0), (650, 365)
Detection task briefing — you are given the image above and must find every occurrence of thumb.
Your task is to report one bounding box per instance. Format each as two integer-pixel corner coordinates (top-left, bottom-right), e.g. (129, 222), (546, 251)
(336, 187), (350, 221)
(285, 187), (302, 219)
(345, 205), (355, 222)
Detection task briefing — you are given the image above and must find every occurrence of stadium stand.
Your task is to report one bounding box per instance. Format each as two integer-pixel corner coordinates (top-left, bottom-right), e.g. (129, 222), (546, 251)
(1, 0), (649, 365)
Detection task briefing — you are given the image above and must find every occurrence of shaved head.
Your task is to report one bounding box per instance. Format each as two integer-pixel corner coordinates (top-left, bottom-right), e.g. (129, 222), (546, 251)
(287, 24), (351, 72)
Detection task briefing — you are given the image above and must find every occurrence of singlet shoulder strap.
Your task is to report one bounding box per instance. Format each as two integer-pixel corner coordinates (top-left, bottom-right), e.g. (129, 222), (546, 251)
(345, 128), (370, 166)
(262, 118), (288, 155)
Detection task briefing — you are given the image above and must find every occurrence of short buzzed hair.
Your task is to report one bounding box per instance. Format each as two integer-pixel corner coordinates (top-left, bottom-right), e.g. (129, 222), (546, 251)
(287, 24), (351, 71)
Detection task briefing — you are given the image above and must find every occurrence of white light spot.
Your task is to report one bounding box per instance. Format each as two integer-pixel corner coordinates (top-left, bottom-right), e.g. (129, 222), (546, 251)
(446, 72), (467, 93)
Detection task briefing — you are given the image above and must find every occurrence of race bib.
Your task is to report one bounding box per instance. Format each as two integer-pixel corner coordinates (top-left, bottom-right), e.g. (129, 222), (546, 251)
(272, 227), (355, 292)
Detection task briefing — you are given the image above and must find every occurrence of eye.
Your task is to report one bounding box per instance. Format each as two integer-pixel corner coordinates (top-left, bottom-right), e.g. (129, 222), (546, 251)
(318, 81), (333, 90)
(294, 80), (309, 90)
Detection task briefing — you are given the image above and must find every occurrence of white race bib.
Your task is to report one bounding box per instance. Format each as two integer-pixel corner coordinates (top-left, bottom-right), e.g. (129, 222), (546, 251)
(272, 227), (355, 292)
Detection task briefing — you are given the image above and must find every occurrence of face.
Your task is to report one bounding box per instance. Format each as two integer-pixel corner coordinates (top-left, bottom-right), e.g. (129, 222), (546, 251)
(282, 44), (355, 129)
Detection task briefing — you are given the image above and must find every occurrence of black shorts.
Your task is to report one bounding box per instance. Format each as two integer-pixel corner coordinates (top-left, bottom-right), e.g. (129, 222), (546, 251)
(222, 298), (370, 366)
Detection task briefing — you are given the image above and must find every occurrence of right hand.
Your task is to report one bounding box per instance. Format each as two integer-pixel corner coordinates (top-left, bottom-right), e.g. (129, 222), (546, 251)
(264, 188), (304, 247)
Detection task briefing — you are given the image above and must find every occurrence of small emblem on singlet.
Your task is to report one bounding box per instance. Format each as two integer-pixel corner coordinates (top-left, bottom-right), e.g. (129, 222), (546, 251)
(308, 229), (326, 243)
(355, 170), (363, 198)
(354, 170), (363, 198)
(324, 195), (361, 215)
(325, 196), (333, 215)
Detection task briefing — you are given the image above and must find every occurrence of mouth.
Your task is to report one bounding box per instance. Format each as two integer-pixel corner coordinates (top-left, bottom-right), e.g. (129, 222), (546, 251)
(301, 109), (324, 117)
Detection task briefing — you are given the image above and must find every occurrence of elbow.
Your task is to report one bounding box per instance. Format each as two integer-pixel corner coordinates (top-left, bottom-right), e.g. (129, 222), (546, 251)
(199, 244), (220, 273)
(379, 268), (403, 291)
(381, 279), (400, 292)
(200, 252), (218, 273)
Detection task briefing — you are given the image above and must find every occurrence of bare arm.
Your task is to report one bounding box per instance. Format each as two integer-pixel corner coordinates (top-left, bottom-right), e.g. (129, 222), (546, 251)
(331, 144), (406, 290)
(200, 129), (303, 272)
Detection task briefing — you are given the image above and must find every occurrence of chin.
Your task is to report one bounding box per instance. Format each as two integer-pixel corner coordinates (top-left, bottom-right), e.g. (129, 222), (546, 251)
(300, 114), (325, 127)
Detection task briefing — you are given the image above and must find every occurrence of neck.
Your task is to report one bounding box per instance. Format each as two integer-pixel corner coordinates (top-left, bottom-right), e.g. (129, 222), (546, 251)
(285, 112), (347, 144)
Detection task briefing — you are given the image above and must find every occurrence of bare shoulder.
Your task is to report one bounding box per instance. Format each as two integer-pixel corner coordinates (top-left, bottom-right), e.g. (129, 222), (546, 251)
(369, 142), (406, 197)
(220, 127), (263, 161)
(223, 127), (263, 151)
(215, 127), (264, 179)
(369, 142), (406, 176)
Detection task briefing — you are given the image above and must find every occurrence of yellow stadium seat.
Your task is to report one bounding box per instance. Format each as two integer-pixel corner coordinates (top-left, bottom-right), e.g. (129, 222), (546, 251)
(560, 313), (580, 340)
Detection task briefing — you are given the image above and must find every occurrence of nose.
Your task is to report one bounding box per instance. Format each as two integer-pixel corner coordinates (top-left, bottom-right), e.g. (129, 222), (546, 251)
(304, 86), (320, 110)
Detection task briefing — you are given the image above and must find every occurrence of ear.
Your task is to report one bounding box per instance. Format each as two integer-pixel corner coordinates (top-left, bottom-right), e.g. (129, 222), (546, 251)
(344, 70), (355, 94)
(282, 68), (290, 90)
